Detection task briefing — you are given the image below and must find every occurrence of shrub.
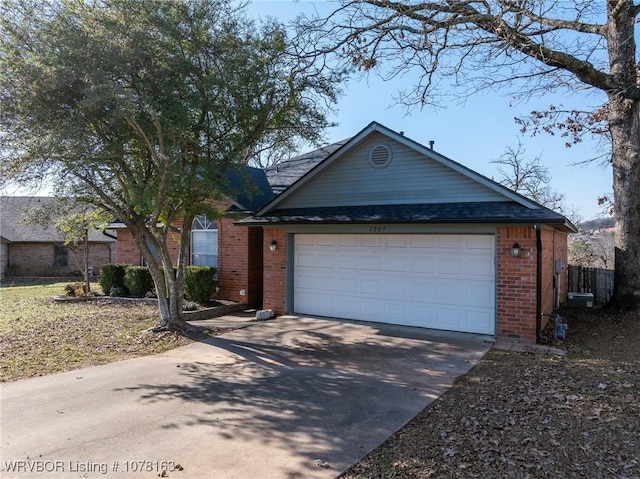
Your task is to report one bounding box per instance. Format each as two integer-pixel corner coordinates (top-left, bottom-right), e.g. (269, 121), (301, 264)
(99, 264), (128, 296)
(64, 282), (85, 297)
(185, 266), (217, 304)
(123, 266), (154, 298)
(109, 286), (127, 297)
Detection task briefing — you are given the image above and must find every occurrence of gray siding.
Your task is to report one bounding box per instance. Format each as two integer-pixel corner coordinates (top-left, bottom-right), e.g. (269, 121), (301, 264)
(279, 133), (507, 209)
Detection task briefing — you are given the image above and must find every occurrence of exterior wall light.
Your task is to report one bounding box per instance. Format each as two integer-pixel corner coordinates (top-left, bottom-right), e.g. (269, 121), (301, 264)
(269, 240), (277, 252)
(511, 242), (521, 258)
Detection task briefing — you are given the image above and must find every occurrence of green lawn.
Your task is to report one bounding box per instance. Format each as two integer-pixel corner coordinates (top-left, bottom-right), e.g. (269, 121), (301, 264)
(0, 282), (191, 382)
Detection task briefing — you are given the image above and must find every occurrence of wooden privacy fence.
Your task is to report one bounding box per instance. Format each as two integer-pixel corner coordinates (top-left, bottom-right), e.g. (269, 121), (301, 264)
(567, 265), (614, 305)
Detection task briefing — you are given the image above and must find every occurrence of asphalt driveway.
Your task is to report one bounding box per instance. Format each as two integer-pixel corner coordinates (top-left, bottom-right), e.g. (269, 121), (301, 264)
(1, 315), (491, 479)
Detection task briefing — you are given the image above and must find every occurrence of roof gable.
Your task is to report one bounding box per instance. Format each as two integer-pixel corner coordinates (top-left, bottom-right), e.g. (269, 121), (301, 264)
(257, 122), (541, 215)
(265, 140), (349, 195)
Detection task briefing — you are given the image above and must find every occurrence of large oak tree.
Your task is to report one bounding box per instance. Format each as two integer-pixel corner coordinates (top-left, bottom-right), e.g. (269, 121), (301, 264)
(300, 0), (640, 309)
(0, 0), (342, 330)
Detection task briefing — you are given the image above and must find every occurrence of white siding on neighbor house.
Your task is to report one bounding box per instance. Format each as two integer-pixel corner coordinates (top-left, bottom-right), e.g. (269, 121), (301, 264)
(279, 133), (508, 209)
(293, 233), (496, 335)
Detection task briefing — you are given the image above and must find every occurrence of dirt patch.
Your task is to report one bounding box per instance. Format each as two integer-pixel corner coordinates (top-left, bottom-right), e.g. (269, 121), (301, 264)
(341, 308), (640, 479)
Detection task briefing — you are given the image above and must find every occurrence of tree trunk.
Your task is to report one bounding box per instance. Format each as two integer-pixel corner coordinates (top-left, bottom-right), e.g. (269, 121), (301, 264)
(129, 225), (190, 331)
(608, 95), (640, 309)
(83, 233), (91, 293)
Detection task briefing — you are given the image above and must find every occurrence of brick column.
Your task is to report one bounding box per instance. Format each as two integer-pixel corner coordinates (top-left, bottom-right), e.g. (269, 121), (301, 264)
(263, 228), (286, 314)
(496, 226), (537, 342)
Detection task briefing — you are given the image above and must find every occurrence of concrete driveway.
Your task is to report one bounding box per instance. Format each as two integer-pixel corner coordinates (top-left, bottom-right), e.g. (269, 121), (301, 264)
(1, 315), (492, 479)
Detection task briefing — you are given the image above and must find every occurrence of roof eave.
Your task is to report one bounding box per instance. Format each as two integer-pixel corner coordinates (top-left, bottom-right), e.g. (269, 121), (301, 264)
(237, 216), (577, 232)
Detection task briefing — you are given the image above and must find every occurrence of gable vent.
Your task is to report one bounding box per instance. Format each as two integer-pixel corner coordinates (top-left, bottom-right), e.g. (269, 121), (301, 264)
(369, 144), (392, 168)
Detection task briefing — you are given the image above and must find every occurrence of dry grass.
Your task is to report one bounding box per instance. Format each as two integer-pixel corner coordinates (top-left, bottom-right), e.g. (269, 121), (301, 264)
(0, 282), (197, 382)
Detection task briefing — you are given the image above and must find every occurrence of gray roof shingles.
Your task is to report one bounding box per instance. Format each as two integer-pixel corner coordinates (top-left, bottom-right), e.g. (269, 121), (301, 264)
(240, 202), (575, 232)
(1, 196), (115, 243)
(265, 140), (349, 195)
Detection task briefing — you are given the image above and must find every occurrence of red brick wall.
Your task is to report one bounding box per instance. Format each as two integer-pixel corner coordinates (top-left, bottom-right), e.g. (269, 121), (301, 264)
(114, 230), (143, 265)
(113, 200), (263, 306)
(115, 227), (181, 265)
(216, 220), (263, 306)
(262, 228), (286, 313)
(6, 242), (113, 277)
(496, 226), (537, 342)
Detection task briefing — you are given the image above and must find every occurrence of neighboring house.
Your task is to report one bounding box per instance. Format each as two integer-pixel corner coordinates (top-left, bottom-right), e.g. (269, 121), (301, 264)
(109, 166), (274, 306)
(240, 122), (577, 343)
(0, 196), (115, 279)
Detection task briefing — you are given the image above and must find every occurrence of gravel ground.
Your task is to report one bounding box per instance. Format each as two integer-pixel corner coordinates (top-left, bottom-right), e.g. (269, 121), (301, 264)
(341, 308), (640, 479)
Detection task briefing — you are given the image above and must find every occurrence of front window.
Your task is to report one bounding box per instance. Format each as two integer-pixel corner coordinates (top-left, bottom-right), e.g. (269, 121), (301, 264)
(191, 215), (218, 267)
(54, 245), (69, 267)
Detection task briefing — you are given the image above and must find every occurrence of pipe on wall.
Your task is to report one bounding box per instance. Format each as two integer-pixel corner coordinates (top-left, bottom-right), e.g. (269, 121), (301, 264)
(535, 224), (543, 343)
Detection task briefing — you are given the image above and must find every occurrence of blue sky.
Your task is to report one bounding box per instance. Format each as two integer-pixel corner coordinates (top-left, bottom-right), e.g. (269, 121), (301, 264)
(248, 1), (613, 222)
(3, 1), (612, 222)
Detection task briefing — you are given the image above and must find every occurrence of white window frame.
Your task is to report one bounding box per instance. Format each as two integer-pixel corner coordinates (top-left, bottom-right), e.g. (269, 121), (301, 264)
(191, 215), (218, 267)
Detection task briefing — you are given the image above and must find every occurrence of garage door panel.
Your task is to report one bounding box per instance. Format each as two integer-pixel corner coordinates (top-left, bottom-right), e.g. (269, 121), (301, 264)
(467, 257), (494, 277)
(410, 235), (437, 248)
(466, 310), (494, 331)
(338, 254), (359, 270)
(467, 283), (494, 304)
(384, 256), (408, 272)
(384, 278), (409, 297)
(409, 280), (437, 301)
(359, 300), (382, 320)
(360, 278), (382, 295)
(437, 256), (465, 275)
(467, 234), (494, 250)
(410, 257), (436, 274)
(337, 276), (359, 293)
(315, 275), (337, 292)
(361, 236), (383, 247)
(338, 235), (359, 247)
(437, 281), (464, 303)
(294, 234), (495, 335)
(385, 235), (408, 248)
(296, 251), (316, 267)
(439, 235), (465, 249)
(295, 273), (317, 289)
(317, 253), (338, 269)
(359, 254), (382, 271)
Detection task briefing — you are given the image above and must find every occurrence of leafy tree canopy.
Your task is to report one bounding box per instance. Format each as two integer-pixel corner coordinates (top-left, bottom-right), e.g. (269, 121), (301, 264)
(0, 0), (344, 328)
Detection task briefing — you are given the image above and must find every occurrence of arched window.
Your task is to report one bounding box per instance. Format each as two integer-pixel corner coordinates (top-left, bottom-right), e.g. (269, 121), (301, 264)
(191, 215), (218, 267)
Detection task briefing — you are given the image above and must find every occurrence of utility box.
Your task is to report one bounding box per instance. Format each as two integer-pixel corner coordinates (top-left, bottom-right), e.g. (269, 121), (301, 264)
(568, 292), (594, 308)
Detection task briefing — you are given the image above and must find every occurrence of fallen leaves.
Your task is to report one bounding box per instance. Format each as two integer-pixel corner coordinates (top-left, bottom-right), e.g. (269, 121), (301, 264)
(343, 309), (640, 479)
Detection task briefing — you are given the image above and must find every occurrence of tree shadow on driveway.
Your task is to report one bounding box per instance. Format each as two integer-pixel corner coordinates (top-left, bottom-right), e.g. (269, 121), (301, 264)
(114, 317), (490, 478)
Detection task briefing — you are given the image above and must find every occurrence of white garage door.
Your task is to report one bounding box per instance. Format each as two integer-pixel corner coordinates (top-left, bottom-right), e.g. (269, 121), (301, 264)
(294, 234), (495, 335)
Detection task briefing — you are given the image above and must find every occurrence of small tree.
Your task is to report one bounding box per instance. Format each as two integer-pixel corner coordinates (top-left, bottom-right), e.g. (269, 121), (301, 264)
(53, 209), (111, 293)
